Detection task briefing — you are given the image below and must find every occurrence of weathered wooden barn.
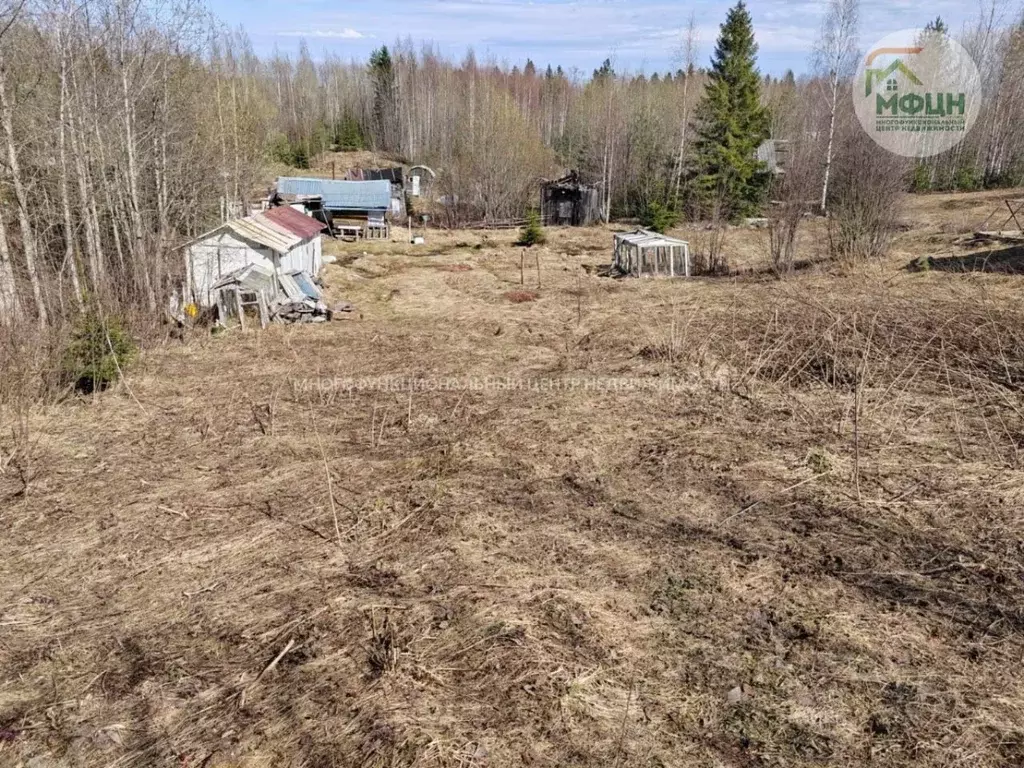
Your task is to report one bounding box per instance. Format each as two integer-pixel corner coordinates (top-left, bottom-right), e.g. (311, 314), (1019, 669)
(276, 177), (394, 239)
(540, 171), (602, 226)
(185, 206), (323, 307)
(612, 229), (691, 278)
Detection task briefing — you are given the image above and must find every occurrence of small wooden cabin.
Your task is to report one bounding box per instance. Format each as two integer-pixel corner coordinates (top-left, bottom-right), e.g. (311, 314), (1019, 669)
(540, 171), (602, 226)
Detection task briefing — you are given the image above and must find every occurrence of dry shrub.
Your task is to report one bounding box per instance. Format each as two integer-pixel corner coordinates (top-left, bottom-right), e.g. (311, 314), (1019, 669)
(692, 283), (1024, 465)
(765, 138), (818, 275)
(504, 290), (539, 303)
(718, 287), (1024, 392)
(0, 320), (70, 406)
(827, 134), (909, 261)
(691, 224), (729, 275)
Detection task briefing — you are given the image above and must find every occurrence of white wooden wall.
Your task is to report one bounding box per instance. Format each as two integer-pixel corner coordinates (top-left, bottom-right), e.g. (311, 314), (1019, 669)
(186, 232), (323, 308)
(186, 232), (275, 307)
(278, 237), (322, 276)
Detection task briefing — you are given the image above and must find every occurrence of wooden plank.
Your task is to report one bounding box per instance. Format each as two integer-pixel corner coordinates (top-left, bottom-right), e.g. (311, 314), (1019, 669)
(234, 287), (246, 332)
(257, 291), (269, 329)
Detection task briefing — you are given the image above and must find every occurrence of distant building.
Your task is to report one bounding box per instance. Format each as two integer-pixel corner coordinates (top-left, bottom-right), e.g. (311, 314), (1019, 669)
(540, 171), (603, 226)
(756, 139), (790, 175)
(185, 206), (323, 307)
(407, 165), (437, 198)
(275, 177), (393, 239)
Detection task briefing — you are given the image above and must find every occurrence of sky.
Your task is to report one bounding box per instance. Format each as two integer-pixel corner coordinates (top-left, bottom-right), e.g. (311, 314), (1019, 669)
(206, 0), (1007, 76)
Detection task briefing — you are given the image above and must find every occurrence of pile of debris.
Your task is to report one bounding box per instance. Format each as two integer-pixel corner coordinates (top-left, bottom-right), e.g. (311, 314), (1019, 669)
(211, 264), (353, 328)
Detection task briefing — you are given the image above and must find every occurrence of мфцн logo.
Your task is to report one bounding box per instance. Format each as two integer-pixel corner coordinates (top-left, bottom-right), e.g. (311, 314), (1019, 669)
(854, 31), (980, 158)
(864, 51), (923, 96)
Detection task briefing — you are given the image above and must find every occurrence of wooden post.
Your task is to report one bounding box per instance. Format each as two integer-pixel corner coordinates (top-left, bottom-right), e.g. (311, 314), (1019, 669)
(332, 161), (336, 180)
(535, 251), (541, 288)
(520, 250), (525, 285)
(233, 287), (245, 331)
(576, 268), (582, 325)
(257, 291), (269, 329)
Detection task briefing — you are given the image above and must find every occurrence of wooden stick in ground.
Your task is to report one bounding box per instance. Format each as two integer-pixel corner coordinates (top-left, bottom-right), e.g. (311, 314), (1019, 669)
(520, 249), (525, 285)
(535, 251), (541, 288)
(576, 268), (582, 325)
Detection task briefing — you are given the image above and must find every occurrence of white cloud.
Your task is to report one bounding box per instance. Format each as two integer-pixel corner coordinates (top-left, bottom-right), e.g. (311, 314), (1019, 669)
(278, 28), (368, 39)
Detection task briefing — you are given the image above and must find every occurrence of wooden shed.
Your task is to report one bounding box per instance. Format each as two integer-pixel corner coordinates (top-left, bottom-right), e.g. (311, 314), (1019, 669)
(612, 229), (691, 278)
(184, 208), (323, 307)
(541, 171), (602, 226)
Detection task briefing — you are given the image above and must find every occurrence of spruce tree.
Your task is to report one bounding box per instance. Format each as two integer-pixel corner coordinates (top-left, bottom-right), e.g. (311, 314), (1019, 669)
(593, 58), (614, 82)
(516, 208), (546, 246)
(689, 1), (770, 220)
(369, 46), (398, 151)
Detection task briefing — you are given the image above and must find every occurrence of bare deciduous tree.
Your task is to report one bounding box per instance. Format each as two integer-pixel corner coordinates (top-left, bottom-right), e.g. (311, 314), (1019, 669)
(812, 0), (859, 215)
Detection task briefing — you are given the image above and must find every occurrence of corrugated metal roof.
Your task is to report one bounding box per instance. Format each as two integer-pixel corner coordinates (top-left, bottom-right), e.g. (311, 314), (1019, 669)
(258, 206), (324, 239)
(276, 177), (391, 210)
(227, 216), (300, 253)
(614, 229), (689, 249)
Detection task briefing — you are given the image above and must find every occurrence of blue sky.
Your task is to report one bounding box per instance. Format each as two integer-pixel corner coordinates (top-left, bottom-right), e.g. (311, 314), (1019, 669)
(207, 0), (1005, 76)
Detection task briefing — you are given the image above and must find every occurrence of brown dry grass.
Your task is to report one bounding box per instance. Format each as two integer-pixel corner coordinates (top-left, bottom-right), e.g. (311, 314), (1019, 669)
(2, 190), (1024, 767)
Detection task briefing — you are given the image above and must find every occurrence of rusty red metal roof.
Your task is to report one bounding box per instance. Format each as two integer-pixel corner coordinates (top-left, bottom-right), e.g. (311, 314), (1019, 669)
(260, 206), (324, 240)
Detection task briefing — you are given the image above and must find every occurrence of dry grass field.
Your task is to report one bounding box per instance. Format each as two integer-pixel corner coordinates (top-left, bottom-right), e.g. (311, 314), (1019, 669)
(2, 189), (1024, 767)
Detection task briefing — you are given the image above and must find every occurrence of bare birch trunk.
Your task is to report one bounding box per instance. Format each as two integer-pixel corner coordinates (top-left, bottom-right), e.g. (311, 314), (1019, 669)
(68, 58), (104, 287)
(0, 209), (20, 323)
(671, 74), (691, 205)
(121, 63), (156, 311)
(214, 64), (231, 218)
(671, 15), (698, 205)
(0, 53), (47, 328)
(58, 33), (86, 312)
(820, 73), (838, 215)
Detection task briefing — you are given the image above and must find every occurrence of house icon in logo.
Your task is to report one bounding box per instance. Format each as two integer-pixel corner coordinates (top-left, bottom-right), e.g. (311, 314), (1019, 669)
(864, 47), (924, 96)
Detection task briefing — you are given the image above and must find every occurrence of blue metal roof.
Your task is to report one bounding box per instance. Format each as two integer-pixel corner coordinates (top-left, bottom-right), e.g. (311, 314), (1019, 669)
(276, 177), (391, 211)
